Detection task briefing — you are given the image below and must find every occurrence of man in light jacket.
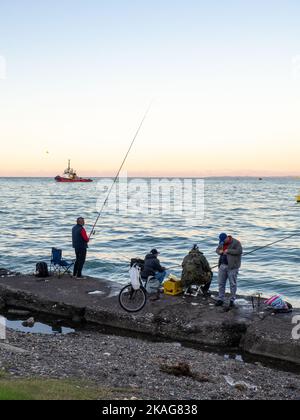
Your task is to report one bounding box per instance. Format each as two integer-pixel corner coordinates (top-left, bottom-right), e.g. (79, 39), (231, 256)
(215, 233), (243, 308)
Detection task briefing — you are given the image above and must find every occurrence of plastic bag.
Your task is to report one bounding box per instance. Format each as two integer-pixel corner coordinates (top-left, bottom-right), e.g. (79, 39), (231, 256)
(224, 375), (257, 392)
(129, 265), (141, 290)
(145, 277), (160, 295)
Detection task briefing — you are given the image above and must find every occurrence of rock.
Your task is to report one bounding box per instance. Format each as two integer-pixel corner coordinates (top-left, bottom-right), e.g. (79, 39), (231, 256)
(22, 317), (35, 328)
(72, 315), (83, 323)
(0, 268), (19, 277)
(0, 269), (10, 277)
(8, 309), (31, 317)
(0, 342), (30, 354)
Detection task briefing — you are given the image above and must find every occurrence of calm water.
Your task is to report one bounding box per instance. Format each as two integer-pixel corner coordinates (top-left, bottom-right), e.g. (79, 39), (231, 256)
(0, 177), (299, 305)
(5, 319), (75, 335)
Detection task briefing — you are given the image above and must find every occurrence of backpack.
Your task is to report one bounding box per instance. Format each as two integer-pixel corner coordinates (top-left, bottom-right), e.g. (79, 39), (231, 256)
(35, 262), (49, 278)
(265, 295), (293, 314)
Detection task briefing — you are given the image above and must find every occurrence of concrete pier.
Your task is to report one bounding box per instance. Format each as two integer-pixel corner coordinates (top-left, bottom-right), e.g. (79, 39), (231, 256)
(0, 275), (299, 365)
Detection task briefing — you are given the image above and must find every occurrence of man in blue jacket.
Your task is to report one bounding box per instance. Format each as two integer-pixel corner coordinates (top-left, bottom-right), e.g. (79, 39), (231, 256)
(72, 217), (89, 279)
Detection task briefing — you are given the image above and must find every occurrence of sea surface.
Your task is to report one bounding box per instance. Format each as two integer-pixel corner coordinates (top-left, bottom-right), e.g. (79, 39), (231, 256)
(0, 177), (299, 305)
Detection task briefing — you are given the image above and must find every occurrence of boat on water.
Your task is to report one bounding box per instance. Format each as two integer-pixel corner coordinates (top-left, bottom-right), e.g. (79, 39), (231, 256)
(55, 160), (93, 183)
(296, 194), (300, 203)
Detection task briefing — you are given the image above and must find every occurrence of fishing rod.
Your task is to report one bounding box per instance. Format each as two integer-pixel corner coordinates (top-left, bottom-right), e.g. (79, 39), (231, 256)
(89, 103), (152, 238)
(166, 232), (299, 271)
(241, 232), (299, 257)
(209, 232), (299, 270)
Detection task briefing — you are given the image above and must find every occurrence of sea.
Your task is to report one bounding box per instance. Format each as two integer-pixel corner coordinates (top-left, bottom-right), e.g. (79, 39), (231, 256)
(0, 177), (299, 306)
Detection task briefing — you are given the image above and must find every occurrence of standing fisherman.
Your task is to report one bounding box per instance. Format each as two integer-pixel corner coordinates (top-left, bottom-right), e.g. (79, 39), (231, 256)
(72, 217), (89, 279)
(215, 233), (243, 308)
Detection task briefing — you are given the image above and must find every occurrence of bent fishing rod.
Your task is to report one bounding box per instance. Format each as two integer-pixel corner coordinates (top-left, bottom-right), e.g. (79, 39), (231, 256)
(167, 232), (299, 271)
(89, 103), (152, 239)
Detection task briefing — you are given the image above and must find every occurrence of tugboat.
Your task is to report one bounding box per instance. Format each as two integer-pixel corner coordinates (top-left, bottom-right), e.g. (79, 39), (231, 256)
(55, 160), (93, 183)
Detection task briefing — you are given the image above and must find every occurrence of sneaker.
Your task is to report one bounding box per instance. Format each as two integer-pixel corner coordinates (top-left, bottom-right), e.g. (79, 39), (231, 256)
(215, 300), (224, 307)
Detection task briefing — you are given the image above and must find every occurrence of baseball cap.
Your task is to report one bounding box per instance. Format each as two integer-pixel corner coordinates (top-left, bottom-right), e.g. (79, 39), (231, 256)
(150, 249), (160, 255)
(219, 233), (228, 245)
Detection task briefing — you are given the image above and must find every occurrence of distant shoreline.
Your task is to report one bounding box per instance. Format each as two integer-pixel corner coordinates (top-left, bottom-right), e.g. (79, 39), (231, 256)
(0, 176), (299, 180)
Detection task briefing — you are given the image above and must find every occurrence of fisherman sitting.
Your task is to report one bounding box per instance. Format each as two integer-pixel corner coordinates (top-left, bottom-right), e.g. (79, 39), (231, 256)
(181, 245), (213, 297)
(141, 249), (167, 285)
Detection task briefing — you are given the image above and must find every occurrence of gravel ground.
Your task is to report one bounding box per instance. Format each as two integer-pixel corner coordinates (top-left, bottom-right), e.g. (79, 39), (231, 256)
(0, 328), (300, 400)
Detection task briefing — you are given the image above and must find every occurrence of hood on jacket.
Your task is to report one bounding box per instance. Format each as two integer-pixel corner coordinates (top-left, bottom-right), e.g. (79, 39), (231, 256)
(145, 253), (158, 261)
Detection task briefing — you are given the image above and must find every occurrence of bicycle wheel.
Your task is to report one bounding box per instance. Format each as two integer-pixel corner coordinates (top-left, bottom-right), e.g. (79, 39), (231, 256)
(119, 284), (147, 313)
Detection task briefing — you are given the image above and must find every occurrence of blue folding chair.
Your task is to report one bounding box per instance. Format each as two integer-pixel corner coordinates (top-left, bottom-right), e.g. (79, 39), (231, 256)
(50, 248), (74, 278)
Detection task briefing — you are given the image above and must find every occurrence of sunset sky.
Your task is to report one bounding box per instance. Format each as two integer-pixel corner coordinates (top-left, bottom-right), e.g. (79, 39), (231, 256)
(0, 0), (300, 177)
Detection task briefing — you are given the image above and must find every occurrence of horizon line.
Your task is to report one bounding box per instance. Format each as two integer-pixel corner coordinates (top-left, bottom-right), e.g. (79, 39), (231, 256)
(0, 175), (299, 179)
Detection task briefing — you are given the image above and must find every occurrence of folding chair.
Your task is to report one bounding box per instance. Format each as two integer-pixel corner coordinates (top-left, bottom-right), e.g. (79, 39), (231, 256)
(184, 284), (202, 297)
(50, 248), (74, 278)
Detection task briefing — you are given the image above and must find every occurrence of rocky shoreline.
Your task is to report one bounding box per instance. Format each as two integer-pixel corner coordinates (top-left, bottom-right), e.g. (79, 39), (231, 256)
(0, 272), (300, 399)
(1, 327), (300, 400)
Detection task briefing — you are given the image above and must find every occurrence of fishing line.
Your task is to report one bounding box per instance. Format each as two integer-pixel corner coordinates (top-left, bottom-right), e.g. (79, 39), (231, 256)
(241, 232), (299, 257)
(167, 232), (300, 271)
(89, 102), (153, 239)
(108, 232), (299, 272)
(209, 232), (300, 270)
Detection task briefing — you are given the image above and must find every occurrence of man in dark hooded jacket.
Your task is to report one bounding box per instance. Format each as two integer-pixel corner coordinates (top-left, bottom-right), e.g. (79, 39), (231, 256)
(141, 249), (167, 284)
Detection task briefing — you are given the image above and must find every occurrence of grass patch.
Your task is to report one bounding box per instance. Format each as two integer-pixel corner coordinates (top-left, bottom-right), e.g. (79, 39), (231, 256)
(0, 378), (137, 400)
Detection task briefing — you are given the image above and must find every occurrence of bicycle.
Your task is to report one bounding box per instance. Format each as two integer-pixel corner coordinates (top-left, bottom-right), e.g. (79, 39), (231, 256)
(118, 279), (147, 313)
(119, 266), (159, 312)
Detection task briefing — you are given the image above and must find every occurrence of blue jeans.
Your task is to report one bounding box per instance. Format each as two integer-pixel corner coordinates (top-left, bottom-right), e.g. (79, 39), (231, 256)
(155, 271), (167, 284)
(218, 265), (239, 302)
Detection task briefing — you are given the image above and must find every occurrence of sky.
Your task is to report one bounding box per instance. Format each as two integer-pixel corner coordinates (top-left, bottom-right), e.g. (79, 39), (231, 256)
(0, 0), (300, 177)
